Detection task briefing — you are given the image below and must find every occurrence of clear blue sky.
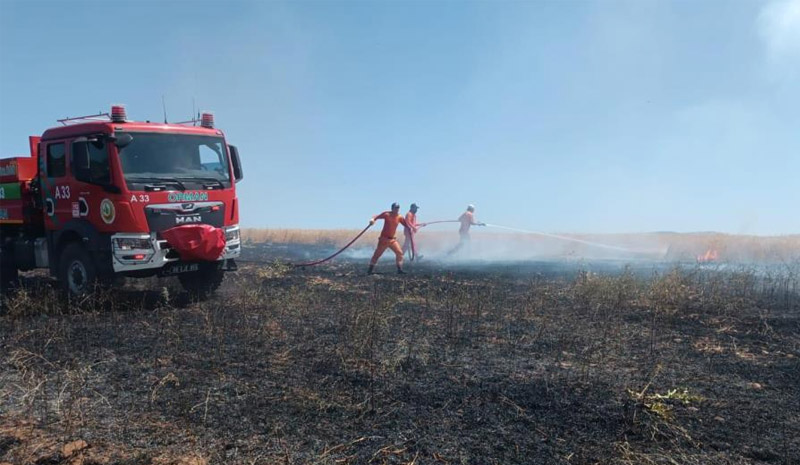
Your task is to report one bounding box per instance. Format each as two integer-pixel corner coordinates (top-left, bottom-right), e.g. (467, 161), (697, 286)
(1, 0), (798, 234)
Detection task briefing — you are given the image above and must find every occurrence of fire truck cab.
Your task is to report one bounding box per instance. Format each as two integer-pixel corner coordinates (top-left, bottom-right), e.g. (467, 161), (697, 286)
(0, 105), (243, 298)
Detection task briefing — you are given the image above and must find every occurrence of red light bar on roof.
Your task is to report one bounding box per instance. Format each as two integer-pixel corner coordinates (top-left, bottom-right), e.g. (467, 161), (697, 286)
(200, 112), (214, 129)
(111, 105), (127, 123)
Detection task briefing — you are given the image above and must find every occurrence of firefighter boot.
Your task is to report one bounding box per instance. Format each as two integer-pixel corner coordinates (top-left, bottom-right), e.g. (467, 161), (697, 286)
(397, 266), (406, 275)
(367, 264), (375, 275)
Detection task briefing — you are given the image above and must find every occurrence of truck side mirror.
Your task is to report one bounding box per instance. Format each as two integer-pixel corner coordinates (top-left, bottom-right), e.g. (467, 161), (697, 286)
(113, 133), (133, 148)
(229, 145), (243, 182)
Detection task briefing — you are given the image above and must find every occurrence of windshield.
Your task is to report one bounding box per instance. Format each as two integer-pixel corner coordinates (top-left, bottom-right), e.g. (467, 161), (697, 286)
(118, 132), (231, 187)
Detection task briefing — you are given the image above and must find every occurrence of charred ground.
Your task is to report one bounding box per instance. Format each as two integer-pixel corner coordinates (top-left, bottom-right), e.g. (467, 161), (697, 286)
(1, 243), (799, 464)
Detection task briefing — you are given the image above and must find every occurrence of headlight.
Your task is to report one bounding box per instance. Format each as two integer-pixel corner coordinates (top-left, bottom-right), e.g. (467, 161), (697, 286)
(114, 237), (153, 251)
(224, 226), (240, 242)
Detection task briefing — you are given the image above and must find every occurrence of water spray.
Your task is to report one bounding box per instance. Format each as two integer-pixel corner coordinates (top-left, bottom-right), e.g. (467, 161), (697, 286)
(483, 224), (640, 253)
(419, 219), (633, 252)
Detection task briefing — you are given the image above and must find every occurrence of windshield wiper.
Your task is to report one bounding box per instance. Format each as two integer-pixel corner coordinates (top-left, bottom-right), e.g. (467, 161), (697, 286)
(127, 177), (187, 191)
(177, 177), (226, 189)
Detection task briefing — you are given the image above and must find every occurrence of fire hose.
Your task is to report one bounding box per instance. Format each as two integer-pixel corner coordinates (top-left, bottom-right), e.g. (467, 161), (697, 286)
(293, 223), (374, 267)
(404, 220), (458, 260)
(294, 222), (417, 267)
(420, 220), (460, 226)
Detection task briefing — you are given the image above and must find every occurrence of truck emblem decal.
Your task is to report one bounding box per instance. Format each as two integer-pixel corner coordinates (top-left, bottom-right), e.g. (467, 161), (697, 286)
(78, 197), (89, 217)
(72, 202), (80, 218)
(167, 191), (209, 203)
(181, 203), (195, 211)
(175, 214), (202, 224)
(37, 158), (60, 226)
(100, 199), (116, 224)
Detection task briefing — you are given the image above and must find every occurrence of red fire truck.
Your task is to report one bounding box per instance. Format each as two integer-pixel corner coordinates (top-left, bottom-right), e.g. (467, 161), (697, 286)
(0, 105), (243, 297)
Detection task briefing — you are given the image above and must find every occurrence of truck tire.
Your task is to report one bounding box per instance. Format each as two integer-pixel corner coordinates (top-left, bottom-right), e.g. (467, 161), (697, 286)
(178, 263), (224, 299)
(59, 242), (100, 298)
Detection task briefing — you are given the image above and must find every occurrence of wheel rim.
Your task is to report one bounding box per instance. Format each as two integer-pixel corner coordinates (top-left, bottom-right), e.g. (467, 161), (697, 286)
(68, 259), (89, 294)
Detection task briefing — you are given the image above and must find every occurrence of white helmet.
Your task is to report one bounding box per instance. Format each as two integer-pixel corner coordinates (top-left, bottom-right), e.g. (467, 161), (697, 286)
(467, 204), (475, 212)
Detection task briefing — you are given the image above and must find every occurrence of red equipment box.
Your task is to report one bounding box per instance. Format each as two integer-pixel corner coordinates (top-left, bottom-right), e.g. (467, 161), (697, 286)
(0, 157), (37, 183)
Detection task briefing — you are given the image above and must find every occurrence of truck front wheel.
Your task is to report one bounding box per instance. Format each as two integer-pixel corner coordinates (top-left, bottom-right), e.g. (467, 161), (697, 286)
(59, 243), (99, 297)
(178, 263), (224, 299)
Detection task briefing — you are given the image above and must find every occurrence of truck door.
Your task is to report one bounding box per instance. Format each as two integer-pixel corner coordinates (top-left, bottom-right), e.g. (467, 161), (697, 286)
(70, 136), (112, 228)
(41, 141), (71, 229)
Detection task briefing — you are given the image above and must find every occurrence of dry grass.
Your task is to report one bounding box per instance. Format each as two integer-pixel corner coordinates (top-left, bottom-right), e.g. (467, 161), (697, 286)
(241, 228), (458, 255)
(1, 256), (798, 464)
(242, 228), (377, 246)
(657, 232), (800, 262)
(242, 228), (800, 263)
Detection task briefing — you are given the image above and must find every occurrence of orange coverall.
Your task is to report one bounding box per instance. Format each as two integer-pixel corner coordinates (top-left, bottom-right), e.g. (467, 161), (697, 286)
(449, 211), (478, 255)
(402, 211), (419, 259)
(459, 211), (476, 236)
(370, 211), (410, 266)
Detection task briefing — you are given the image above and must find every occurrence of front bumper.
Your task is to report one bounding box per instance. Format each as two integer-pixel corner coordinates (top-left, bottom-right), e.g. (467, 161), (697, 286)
(111, 225), (241, 273)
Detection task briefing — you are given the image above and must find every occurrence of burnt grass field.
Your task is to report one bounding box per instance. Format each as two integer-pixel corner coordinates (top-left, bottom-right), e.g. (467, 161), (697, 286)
(1, 243), (799, 465)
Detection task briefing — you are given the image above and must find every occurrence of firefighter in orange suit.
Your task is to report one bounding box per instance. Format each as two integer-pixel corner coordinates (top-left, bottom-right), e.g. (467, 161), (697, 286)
(448, 204), (485, 255)
(368, 203), (411, 274)
(402, 203), (421, 261)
